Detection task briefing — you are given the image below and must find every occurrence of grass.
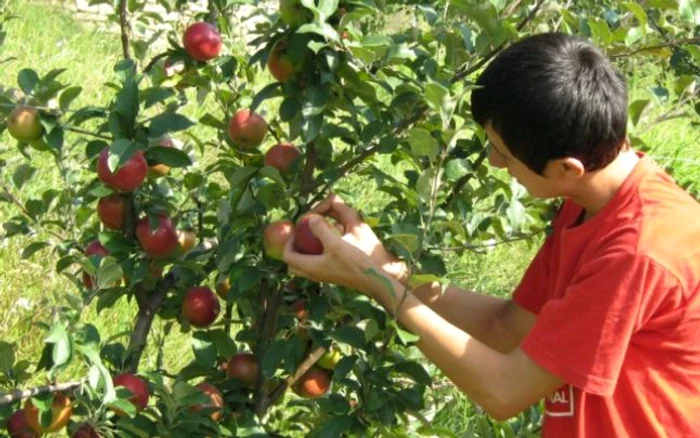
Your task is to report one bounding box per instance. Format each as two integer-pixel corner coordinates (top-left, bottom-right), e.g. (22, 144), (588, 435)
(0, 1), (698, 436)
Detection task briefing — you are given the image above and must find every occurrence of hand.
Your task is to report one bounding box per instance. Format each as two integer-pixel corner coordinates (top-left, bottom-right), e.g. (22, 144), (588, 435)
(308, 194), (407, 284)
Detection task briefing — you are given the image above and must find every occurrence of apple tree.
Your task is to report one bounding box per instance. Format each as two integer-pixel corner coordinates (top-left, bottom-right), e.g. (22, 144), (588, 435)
(0, 0), (698, 436)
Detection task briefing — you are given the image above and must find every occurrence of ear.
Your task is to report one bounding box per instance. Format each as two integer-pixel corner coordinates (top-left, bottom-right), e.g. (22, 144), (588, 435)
(549, 157), (585, 179)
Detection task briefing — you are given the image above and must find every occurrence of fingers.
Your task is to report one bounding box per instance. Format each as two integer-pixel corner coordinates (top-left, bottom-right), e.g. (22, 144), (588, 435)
(312, 193), (363, 228)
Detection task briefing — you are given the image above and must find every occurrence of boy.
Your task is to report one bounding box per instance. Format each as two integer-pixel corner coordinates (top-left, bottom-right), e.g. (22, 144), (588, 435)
(283, 33), (700, 437)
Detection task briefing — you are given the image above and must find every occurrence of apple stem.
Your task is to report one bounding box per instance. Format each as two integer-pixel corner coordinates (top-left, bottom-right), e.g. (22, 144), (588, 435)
(0, 380), (84, 406)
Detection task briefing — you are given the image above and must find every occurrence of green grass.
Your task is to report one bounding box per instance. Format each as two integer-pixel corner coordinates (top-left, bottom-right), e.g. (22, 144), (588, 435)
(1, 1), (699, 436)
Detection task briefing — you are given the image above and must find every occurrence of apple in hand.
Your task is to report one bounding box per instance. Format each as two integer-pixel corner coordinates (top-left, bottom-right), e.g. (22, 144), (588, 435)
(189, 382), (225, 422)
(97, 147), (148, 192)
(135, 214), (179, 258)
(293, 214), (325, 255)
(183, 22), (222, 62)
(112, 373), (150, 416)
(228, 109), (267, 149)
(226, 353), (258, 387)
(264, 143), (301, 175)
(97, 193), (126, 230)
(7, 106), (43, 142)
(182, 286), (220, 328)
(293, 367), (331, 398)
(263, 219), (294, 260)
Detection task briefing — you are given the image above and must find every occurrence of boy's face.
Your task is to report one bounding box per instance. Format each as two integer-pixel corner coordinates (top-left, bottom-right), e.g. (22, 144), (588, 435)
(484, 125), (566, 199)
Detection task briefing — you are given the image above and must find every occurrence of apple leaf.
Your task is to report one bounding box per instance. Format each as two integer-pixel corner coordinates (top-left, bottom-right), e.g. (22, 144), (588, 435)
(21, 241), (49, 260)
(17, 68), (39, 95)
(146, 146), (192, 168)
(251, 83), (282, 113)
(331, 355), (357, 382)
(0, 342), (15, 374)
(393, 361), (432, 385)
(330, 326), (367, 350)
(59, 86), (83, 112)
(261, 339), (287, 378)
(317, 0), (340, 21)
(96, 257), (123, 290)
(12, 164), (36, 190)
(148, 112), (195, 138)
(141, 87), (175, 109)
(407, 128), (439, 160)
(108, 139), (137, 172)
(192, 331), (217, 369)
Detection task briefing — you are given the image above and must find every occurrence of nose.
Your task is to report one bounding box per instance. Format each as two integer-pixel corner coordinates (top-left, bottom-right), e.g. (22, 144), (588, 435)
(488, 147), (507, 169)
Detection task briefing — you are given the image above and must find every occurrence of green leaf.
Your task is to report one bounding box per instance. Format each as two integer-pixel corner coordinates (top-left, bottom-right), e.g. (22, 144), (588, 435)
(22, 242), (49, 259)
(623, 2), (648, 30)
(395, 327), (420, 344)
(445, 159), (471, 180)
(192, 331), (217, 368)
(115, 76), (139, 134)
(96, 257), (123, 290)
(251, 83), (283, 113)
(199, 113), (227, 130)
(141, 87), (175, 109)
(145, 146), (192, 168)
(45, 323), (72, 368)
(297, 22), (339, 41)
(12, 164), (36, 190)
(364, 319), (381, 342)
(317, 0), (340, 21)
(207, 329), (238, 358)
(629, 99), (650, 127)
(330, 326), (367, 350)
(148, 112), (195, 138)
(588, 18), (612, 45)
(18, 69), (40, 95)
(332, 355), (357, 382)
(0, 342), (15, 373)
(416, 167), (442, 201)
(59, 87), (83, 112)
(407, 128), (438, 160)
(318, 415), (354, 437)
(393, 361), (431, 385)
(261, 339), (287, 378)
(107, 138), (138, 172)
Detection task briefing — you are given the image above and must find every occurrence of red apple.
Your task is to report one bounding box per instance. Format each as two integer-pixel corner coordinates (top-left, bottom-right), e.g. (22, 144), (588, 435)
(293, 214), (324, 255)
(24, 393), (72, 433)
(189, 382), (224, 422)
(291, 299), (308, 321)
(264, 143), (301, 175)
(263, 219), (294, 260)
(96, 147), (148, 192)
(183, 22), (222, 62)
(279, 0), (313, 27)
(267, 40), (296, 83)
(112, 373), (150, 416)
(182, 286), (220, 328)
(226, 353), (258, 387)
(97, 194), (126, 230)
(228, 109), (267, 149)
(293, 367), (331, 398)
(135, 214), (179, 258)
(83, 240), (109, 289)
(5, 409), (38, 438)
(7, 106), (43, 142)
(71, 423), (100, 438)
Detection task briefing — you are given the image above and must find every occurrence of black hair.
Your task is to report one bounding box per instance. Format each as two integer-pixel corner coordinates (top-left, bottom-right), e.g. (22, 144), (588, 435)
(471, 32), (628, 174)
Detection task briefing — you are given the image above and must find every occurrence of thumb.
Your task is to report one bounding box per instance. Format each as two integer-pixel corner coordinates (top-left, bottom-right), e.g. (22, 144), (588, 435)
(308, 215), (341, 245)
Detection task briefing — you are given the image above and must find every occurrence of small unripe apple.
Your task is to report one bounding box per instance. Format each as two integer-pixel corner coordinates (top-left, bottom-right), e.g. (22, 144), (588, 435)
(183, 22), (222, 62)
(135, 214), (179, 258)
(97, 193), (126, 230)
(216, 278), (231, 299)
(96, 147), (148, 192)
(264, 143), (301, 175)
(182, 286), (220, 328)
(263, 219), (294, 260)
(112, 373), (150, 416)
(189, 382), (224, 422)
(228, 109), (268, 149)
(293, 214), (324, 255)
(7, 106), (43, 142)
(226, 353), (258, 387)
(318, 349), (342, 370)
(24, 393), (72, 433)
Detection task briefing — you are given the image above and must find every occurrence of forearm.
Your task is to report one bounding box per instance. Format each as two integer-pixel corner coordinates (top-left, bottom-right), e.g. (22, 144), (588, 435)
(365, 273), (522, 419)
(406, 281), (524, 353)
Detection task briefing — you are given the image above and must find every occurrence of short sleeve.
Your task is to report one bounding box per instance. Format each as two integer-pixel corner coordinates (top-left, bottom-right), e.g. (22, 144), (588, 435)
(520, 251), (671, 396)
(513, 234), (555, 315)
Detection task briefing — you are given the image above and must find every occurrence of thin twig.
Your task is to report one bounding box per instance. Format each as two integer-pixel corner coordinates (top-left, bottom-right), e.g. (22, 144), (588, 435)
(441, 149), (489, 208)
(143, 52), (169, 74)
(427, 229), (546, 252)
(119, 0), (132, 60)
(0, 380), (84, 406)
(610, 37), (700, 59)
(62, 125), (112, 141)
(263, 345), (327, 410)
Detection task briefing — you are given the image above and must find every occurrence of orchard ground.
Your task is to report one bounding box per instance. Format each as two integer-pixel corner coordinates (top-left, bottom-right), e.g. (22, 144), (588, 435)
(0, 0), (698, 435)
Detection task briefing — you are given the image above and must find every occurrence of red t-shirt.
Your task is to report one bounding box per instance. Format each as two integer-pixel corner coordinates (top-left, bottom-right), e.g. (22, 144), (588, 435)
(514, 154), (700, 437)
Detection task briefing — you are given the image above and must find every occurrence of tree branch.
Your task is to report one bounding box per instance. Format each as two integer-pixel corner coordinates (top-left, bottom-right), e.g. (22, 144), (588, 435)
(0, 380), (84, 406)
(263, 345), (327, 411)
(254, 279), (283, 417)
(451, 0), (546, 84)
(609, 37), (700, 59)
(62, 125), (112, 141)
(119, 0), (132, 60)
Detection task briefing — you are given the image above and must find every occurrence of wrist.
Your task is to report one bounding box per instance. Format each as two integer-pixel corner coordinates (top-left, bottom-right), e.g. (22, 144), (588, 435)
(384, 260), (409, 285)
